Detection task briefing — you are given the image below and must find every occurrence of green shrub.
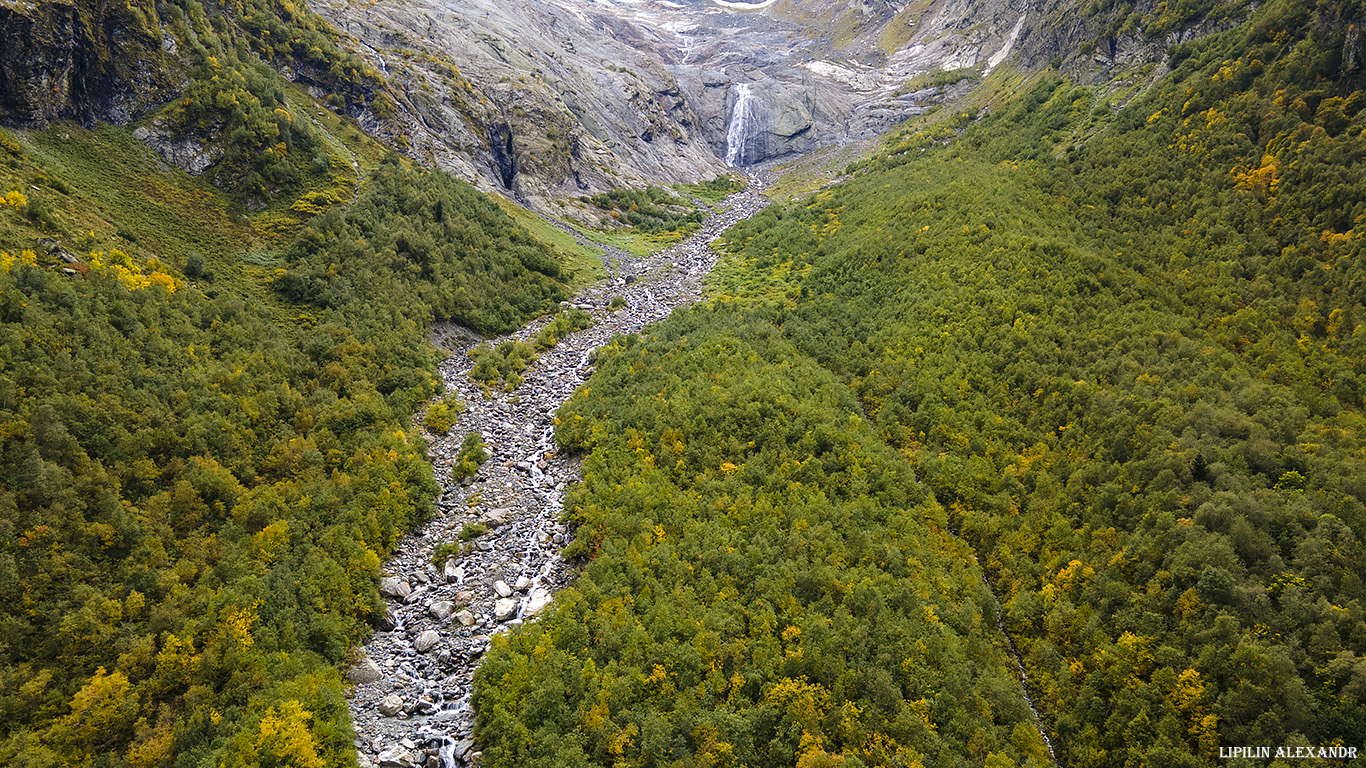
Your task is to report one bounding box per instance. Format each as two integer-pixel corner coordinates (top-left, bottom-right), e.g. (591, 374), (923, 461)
(451, 432), (488, 480)
(424, 394), (466, 434)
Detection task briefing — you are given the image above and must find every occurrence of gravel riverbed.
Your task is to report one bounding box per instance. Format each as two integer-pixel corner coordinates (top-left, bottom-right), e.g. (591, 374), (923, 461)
(348, 173), (769, 768)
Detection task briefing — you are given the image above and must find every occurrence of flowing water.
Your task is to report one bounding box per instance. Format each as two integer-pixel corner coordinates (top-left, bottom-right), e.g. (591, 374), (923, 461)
(725, 83), (760, 167)
(984, 574), (1060, 766)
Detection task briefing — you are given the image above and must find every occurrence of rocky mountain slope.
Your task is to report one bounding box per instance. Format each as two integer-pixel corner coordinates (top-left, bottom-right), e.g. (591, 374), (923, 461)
(1, 0), (1255, 213)
(305, 0), (1259, 209)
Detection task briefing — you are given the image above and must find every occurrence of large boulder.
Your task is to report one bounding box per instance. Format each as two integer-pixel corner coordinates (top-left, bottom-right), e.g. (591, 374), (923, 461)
(377, 694), (405, 717)
(379, 577), (412, 599)
(347, 656), (384, 684)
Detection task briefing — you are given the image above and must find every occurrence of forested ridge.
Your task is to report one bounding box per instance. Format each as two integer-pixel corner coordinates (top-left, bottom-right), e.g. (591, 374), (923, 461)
(1, 124), (570, 768)
(476, 0), (1366, 766)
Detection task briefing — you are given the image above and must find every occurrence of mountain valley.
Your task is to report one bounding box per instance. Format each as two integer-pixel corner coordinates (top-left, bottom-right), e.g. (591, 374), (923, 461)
(2, 0), (1365, 767)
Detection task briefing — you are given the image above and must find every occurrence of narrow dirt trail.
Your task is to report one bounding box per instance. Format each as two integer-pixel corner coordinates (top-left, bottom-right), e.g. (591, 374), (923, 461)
(348, 173), (768, 768)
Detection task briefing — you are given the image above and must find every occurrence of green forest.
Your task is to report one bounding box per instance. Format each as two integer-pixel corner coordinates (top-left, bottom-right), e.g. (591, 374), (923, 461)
(0, 156), (570, 765)
(583, 187), (705, 236)
(475, 0), (1366, 766)
(4, 0), (1366, 763)
(0, 15), (573, 757)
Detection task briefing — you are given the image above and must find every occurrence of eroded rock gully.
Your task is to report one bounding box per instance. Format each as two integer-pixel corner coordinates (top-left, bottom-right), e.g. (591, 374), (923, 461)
(347, 173), (768, 768)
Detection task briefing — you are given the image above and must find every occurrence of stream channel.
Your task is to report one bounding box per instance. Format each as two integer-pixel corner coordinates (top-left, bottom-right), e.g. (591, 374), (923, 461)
(346, 168), (1057, 768)
(347, 172), (769, 768)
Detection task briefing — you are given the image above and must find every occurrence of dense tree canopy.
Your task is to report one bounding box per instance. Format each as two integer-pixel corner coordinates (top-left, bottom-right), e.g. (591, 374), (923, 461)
(478, 1), (1366, 766)
(0, 160), (569, 767)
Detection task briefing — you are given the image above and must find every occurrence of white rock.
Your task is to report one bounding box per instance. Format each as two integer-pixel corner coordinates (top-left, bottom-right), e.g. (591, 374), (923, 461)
(377, 694), (405, 717)
(524, 587), (553, 617)
(494, 598), (518, 621)
(347, 656), (383, 684)
(479, 508), (515, 527)
(429, 601), (456, 620)
(379, 577), (411, 599)
(514, 576), (532, 591)
(415, 629), (440, 652)
(443, 559), (462, 583)
(376, 746), (417, 768)
(493, 580), (513, 597)
(455, 610), (476, 627)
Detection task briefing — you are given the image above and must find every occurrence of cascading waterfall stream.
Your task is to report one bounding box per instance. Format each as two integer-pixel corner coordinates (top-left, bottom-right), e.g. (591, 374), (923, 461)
(725, 83), (759, 167)
(984, 574), (1060, 766)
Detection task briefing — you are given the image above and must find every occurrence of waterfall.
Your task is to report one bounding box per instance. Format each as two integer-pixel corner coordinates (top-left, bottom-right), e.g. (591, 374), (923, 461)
(725, 83), (760, 167)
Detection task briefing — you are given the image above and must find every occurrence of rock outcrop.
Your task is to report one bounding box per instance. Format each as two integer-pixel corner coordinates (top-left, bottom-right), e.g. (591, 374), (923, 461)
(310, 0), (728, 210)
(0, 0), (185, 126)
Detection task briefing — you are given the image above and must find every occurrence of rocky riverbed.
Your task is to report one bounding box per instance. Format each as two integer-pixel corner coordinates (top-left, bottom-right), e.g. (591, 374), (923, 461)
(347, 173), (769, 768)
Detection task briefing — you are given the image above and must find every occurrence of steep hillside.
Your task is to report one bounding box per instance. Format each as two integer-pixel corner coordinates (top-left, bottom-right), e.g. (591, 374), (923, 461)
(476, 0), (1366, 766)
(0, 0), (1262, 213)
(305, 0), (1267, 207)
(0, 28), (581, 768)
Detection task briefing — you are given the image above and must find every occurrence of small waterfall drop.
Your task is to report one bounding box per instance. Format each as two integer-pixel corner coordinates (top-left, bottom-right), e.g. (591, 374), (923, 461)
(725, 83), (760, 167)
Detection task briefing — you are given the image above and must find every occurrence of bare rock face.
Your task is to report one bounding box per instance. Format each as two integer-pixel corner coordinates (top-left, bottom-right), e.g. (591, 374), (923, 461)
(305, 0), (1055, 184)
(0, 0), (188, 127)
(311, 0), (727, 211)
(0, 0), (186, 126)
(133, 120), (222, 175)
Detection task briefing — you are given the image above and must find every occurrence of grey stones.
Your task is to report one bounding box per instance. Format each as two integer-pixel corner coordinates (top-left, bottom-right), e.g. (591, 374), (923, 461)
(348, 657), (384, 684)
(379, 577), (412, 599)
(494, 598), (518, 621)
(378, 694), (405, 717)
(414, 630), (440, 653)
